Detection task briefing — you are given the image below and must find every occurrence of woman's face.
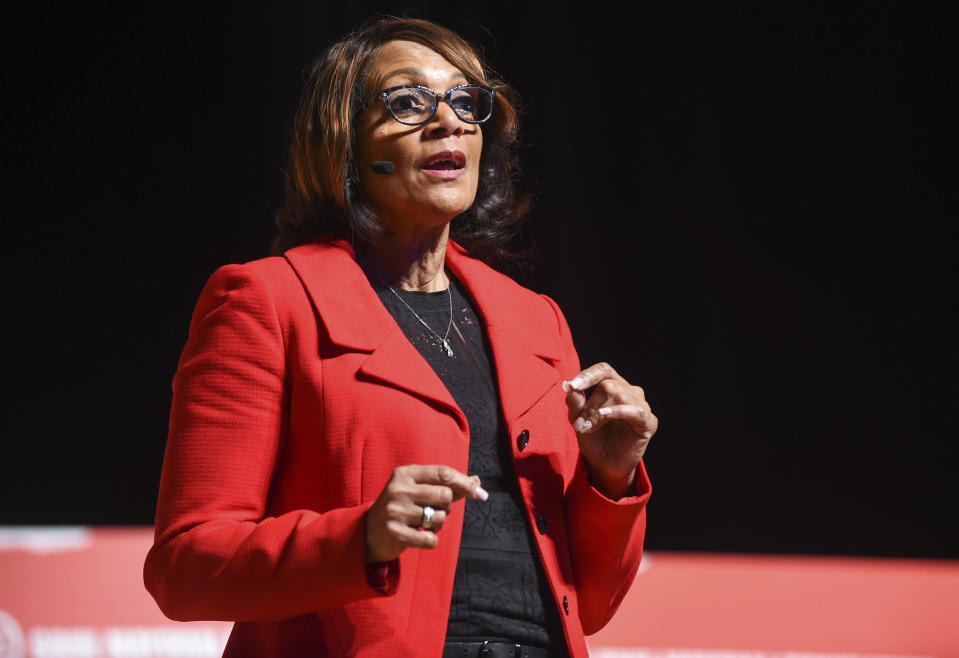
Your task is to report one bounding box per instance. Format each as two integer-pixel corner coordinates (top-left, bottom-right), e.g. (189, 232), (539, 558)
(354, 40), (483, 234)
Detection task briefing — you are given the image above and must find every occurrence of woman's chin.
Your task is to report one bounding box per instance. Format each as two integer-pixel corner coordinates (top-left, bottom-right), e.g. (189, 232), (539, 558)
(372, 197), (476, 233)
(422, 191), (477, 221)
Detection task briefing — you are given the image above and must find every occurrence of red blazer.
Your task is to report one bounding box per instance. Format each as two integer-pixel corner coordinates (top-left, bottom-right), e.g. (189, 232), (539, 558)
(144, 239), (651, 657)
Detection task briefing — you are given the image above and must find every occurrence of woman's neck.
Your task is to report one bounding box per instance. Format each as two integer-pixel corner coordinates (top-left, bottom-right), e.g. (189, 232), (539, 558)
(359, 224), (450, 292)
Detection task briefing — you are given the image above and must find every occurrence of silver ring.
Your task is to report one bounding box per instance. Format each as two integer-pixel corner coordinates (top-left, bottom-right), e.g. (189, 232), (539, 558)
(421, 505), (435, 529)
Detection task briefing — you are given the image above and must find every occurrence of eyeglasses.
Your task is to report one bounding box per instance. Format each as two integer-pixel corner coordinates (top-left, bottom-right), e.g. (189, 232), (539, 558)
(371, 84), (495, 126)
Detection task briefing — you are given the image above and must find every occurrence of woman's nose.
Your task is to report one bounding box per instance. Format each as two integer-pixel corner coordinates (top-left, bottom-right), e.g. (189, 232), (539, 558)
(424, 101), (465, 137)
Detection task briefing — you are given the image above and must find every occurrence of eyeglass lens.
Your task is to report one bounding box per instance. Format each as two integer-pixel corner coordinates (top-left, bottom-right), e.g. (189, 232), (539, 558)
(386, 86), (493, 125)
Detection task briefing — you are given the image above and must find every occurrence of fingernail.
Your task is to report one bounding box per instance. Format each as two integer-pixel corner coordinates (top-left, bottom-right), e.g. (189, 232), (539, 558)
(474, 486), (489, 501)
(598, 407), (612, 417)
(561, 380), (572, 393)
(642, 431), (653, 440)
(573, 417), (592, 433)
(569, 377), (585, 390)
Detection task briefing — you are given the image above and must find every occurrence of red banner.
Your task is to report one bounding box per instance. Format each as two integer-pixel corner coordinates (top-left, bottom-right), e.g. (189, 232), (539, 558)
(1, 528), (956, 657)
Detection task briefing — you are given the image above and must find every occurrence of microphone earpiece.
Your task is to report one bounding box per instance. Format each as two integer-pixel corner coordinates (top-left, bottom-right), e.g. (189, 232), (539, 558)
(371, 161), (395, 174)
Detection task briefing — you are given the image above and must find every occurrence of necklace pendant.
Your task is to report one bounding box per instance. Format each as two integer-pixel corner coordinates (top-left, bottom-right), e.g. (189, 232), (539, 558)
(442, 339), (454, 357)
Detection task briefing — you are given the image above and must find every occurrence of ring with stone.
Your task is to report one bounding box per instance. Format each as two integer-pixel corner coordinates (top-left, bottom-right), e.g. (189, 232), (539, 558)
(421, 505), (435, 530)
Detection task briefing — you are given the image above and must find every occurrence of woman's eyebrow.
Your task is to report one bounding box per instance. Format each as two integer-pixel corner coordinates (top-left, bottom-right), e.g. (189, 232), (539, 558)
(380, 66), (466, 85)
(382, 66), (423, 80)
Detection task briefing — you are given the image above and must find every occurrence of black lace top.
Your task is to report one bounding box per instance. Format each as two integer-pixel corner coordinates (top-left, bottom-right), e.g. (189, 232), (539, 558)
(374, 277), (568, 654)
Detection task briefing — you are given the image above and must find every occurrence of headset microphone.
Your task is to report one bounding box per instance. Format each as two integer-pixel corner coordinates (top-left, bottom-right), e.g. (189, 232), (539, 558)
(371, 160), (395, 174)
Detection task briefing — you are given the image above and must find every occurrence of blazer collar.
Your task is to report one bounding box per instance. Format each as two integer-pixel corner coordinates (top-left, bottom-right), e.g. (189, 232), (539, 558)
(284, 239), (565, 426)
(284, 239), (394, 352)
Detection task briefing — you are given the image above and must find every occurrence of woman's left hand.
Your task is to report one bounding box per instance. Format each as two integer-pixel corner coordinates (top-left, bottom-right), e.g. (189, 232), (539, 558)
(564, 362), (658, 499)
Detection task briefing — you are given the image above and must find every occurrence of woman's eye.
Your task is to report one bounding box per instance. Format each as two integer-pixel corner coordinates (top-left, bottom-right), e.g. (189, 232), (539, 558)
(388, 90), (427, 116)
(450, 91), (476, 118)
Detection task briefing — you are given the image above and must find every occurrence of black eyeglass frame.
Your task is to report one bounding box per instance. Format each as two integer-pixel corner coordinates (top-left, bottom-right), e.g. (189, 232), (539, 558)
(370, 83), (496, 126)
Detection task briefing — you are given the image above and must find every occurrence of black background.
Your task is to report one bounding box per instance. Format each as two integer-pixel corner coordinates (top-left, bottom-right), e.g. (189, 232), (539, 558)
(3, 2), (956, 558)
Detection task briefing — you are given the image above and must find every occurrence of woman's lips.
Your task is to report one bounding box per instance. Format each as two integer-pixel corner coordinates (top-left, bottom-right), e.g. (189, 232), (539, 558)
(422, 165), (466, 180)
(421, 150), (467, 179)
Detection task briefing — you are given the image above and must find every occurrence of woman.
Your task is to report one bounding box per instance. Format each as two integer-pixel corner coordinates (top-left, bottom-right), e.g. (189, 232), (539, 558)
(144, 16), (657, 658)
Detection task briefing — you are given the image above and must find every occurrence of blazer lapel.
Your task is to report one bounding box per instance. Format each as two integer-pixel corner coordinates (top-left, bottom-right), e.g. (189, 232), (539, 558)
(358, 330), (468, 432)
(445, 243), (566, 427)
(285, 240), (466, 431)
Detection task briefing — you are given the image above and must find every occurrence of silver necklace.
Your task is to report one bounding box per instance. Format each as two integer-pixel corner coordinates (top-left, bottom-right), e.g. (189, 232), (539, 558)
(388, 285), (454, 357)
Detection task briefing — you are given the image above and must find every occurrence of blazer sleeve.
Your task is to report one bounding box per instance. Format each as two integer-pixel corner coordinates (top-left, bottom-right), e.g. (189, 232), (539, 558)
(542, 294), (652, 635)
(144, 263), (395, 622)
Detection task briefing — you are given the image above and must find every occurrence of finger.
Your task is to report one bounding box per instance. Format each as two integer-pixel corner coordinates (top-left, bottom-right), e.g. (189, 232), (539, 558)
(598, 404), (658, 439)
(562, 380), (588, 421)
(407, 464), (488, 501)
(566, 362), (625, 393)
(574, 378), (651, 434)
(386, 520), (440, 550)
(406, 483), (457, 511)
(384, 498), (449, 531)
(570, 377), (639, 433)
(382, 474), (453, 513)
(570, 383), (612, 434)
(413, 506), (448, 531)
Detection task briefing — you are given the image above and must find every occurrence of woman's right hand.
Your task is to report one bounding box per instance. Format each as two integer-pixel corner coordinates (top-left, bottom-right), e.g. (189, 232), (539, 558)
(365, 464), (488, 563)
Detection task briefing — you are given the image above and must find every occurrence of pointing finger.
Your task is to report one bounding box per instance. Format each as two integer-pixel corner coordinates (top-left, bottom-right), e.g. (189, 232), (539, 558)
(407, 464), (488, 501)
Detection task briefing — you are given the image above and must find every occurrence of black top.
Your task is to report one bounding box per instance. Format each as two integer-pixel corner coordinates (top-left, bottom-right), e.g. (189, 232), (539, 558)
(374, 277), (568, 654)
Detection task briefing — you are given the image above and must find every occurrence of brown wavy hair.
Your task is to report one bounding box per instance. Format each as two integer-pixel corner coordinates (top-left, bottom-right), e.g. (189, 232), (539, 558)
(272, 16), (530, 266)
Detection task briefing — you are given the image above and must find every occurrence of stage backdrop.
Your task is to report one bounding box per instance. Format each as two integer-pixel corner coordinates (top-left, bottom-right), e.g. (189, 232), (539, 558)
(3, 2), (956, 564)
